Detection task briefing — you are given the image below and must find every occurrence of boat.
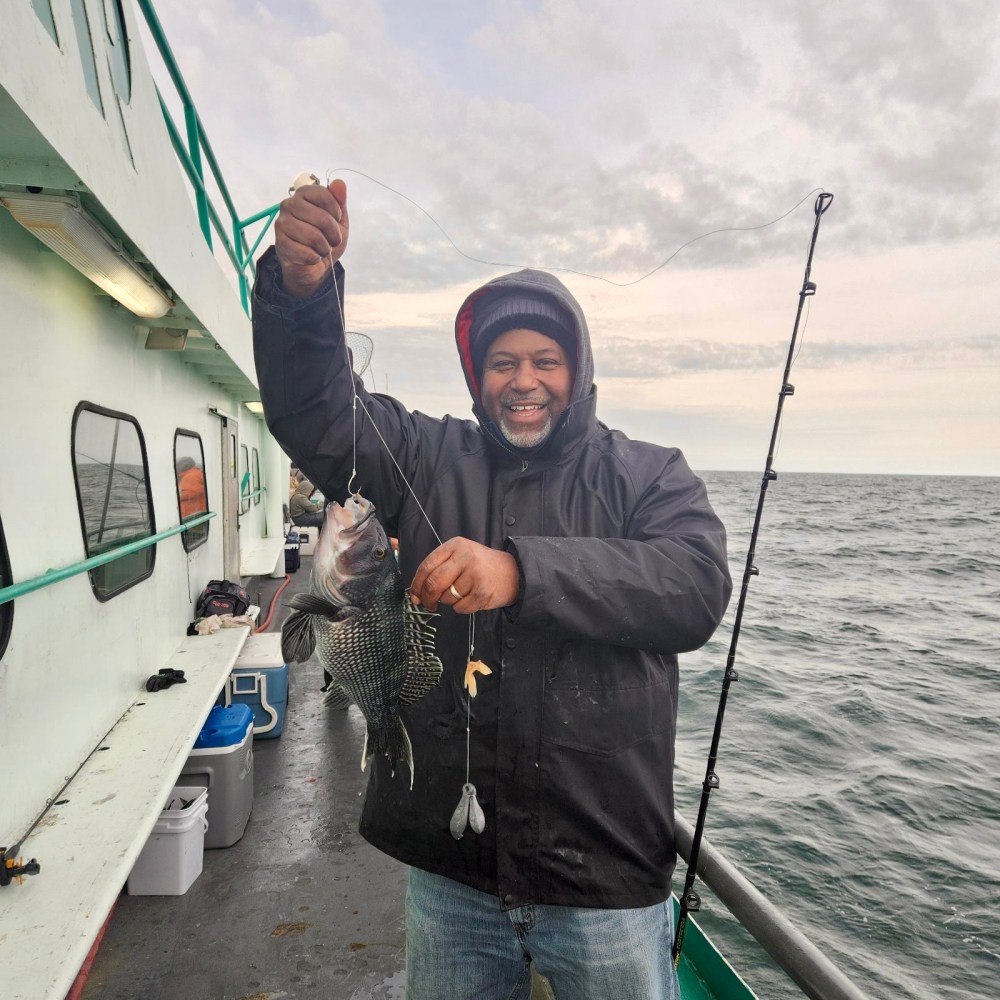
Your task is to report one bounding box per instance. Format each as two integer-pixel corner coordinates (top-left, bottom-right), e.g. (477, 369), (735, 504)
(0, 3), (867, 998)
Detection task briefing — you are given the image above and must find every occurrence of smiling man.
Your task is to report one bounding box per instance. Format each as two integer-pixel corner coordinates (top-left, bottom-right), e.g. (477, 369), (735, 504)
(482, 326), (570, 448)
(252, 179), (732, 1000)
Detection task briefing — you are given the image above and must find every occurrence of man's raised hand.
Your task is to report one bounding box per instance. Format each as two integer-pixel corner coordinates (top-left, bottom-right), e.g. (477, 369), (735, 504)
(274, 177), (349, 299)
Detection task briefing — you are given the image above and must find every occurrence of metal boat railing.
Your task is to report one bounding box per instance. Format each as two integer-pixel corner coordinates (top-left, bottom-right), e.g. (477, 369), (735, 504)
(674, 813), (869, 1000)
(136, 0), (280, 314)
(0, 513), (216, 606)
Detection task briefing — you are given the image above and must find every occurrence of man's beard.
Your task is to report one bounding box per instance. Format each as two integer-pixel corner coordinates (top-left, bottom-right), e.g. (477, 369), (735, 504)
(498, 411), (553, 449)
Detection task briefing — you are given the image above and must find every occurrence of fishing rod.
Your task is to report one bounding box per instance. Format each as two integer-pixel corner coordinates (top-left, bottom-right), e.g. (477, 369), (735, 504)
(672, 190), (834, 965)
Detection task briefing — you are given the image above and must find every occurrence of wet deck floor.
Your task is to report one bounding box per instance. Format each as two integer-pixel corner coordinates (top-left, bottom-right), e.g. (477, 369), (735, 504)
(83, 559), (411, 1000)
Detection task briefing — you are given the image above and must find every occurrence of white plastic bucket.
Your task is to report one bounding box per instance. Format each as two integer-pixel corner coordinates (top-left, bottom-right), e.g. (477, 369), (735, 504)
(126, 786), (209, 895)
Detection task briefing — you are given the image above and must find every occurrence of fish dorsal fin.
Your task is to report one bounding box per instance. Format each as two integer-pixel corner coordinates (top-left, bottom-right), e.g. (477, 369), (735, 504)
(280, 608), (316, 663)
(398, 590), (443, 707)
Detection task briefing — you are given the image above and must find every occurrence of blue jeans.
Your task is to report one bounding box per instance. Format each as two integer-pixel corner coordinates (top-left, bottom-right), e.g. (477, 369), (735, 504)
(405, 868), (681, 1000)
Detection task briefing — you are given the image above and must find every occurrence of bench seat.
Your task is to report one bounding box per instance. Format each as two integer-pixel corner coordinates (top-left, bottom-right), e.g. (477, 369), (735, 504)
(239, 535), (285, 577)
(0, 619), (257, 1000)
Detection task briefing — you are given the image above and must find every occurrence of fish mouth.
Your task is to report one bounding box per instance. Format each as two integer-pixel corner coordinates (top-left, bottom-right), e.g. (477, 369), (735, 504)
(326, 497), (376, 535)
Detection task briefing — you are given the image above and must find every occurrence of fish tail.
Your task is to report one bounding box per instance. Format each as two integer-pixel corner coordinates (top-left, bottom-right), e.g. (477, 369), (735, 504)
(362, 714), (415, 790)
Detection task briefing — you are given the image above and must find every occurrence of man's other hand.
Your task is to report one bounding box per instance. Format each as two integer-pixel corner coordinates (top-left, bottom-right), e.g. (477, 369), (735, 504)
(410, 537), (520, 613)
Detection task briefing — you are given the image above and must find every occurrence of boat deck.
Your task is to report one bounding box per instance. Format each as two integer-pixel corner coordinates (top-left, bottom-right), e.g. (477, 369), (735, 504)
(81, 556), (739, 1000)
(82, 560), (410, 999)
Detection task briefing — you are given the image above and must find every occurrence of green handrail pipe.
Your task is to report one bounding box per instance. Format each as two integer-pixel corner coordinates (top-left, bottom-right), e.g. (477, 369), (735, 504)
(238, 486), (266, 513)
(138, 0), (279, 313)
(157, 95), (242, 275)
(184, 103), (211, 247)
(0, 512), (216, 607)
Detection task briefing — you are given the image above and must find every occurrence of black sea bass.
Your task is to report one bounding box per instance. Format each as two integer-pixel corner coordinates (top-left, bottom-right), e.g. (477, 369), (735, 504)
(280, 493), (442, 786)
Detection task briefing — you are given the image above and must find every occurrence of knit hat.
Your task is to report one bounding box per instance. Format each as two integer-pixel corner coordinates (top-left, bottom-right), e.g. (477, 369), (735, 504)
(470, 290), (577, 376)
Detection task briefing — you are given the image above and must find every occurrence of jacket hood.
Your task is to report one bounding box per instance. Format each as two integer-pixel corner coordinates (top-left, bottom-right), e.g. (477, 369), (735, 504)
(456, 269), (595, 410)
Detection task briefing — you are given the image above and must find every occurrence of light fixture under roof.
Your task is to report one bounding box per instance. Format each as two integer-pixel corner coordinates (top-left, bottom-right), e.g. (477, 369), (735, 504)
(244, 401), (265, 414)
(1, 191), (174, 319)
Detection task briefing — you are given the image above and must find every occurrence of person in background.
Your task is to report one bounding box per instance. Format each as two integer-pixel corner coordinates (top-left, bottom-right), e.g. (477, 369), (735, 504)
(175, 456), (206, 521)
(252, 178), (732, 1000)
(289, 476), (324, 528)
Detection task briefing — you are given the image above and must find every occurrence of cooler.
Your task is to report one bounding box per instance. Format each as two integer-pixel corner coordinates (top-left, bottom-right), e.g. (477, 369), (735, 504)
(181, 704), (254, 848)
(226, 632), (289, 739)
(127, 786), (208, 895)
(294, 525), (318, 557)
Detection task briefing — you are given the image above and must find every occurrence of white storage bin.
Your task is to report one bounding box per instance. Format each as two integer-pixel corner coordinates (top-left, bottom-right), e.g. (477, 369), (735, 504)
(127, 786), (208, 895)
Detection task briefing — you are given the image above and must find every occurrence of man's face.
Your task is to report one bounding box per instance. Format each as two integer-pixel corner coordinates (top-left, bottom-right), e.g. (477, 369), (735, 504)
(481, 327), (573, 449)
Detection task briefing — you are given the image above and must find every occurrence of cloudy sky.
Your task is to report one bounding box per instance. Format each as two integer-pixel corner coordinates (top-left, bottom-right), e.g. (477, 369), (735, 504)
(148, 0), (998, 476)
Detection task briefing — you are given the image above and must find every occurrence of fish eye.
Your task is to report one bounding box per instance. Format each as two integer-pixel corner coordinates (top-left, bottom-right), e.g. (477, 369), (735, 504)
(374, 545), (387, 560)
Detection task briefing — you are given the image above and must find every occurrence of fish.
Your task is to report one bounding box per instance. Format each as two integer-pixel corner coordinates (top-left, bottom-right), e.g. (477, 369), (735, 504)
(280, 493), (442, 787)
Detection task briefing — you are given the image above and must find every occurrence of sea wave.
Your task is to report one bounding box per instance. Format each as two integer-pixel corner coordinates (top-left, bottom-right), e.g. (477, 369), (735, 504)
(675, 471), (1000, 1000)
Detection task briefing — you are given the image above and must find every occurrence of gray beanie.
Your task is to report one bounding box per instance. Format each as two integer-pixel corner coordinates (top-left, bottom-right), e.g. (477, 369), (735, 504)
(470, 290), (576, 376)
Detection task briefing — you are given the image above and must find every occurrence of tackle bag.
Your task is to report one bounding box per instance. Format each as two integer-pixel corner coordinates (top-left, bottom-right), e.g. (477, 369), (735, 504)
(196, 579), (251, 619)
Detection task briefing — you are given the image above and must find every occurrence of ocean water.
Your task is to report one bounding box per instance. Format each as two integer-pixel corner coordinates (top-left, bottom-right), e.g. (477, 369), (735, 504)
(675, 472), (1000, 1000)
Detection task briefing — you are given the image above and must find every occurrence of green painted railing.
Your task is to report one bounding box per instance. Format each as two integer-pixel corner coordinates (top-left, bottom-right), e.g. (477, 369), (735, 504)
(0, 512), (216, 607)
(137, 0), (280, 314)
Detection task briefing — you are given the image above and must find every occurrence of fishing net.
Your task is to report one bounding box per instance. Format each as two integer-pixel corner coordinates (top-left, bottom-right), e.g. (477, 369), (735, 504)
(346, 331), (373, 376)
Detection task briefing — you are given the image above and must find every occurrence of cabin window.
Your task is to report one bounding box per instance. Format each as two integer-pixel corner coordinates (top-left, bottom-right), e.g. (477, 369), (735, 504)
(251, 448), (261, 506)
(174, 431), (209, 552)
(70, 0), (105, 115)
(0, 515), (12, 660)
(72, 403), (155, 600)
(102, 0), (132, 103)
(31, 0), (59, 44)
(238, 444), (250, 515)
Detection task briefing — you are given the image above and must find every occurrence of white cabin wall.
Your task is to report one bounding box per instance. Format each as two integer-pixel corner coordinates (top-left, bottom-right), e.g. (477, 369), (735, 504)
(0, 212), (268, 838)
(2, 0), (257, 376)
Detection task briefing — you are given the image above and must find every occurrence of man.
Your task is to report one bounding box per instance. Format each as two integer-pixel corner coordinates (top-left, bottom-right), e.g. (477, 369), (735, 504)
(252, 179), (732, 1000)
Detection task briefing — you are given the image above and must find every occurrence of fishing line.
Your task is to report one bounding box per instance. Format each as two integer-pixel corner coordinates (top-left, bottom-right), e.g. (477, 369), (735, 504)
(330, 166), (823, 287)
(5, 711), (125, 860)
(303, 180), (494, 839)
(321, 233), (490, 837)
(296, 175), (833, 854)
(75, 451), (144, 482)
(672, 190), (834, 967)
(310, 168), (821, 537)
(319, 236), (446, 547)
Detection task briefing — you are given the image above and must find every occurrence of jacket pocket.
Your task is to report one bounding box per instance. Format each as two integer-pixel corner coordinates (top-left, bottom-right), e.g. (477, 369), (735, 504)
(541, 647), (677, 757)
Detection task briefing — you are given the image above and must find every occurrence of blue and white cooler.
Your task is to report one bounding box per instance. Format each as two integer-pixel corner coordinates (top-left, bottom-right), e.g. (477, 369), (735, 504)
(226, 632), (289, 739)
(181, 704), (254, 849)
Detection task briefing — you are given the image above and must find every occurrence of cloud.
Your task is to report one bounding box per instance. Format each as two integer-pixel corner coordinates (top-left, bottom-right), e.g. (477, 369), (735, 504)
(594, 334), (1000, 378)
(141, 0), (1000, 473)
(149, 0), (1000, 288)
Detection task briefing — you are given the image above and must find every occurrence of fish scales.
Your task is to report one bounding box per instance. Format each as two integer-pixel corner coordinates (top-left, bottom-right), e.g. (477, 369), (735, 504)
(280, 493), (442, 787)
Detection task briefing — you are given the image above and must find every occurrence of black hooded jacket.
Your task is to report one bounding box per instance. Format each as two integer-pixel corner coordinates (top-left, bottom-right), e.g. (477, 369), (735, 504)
(252, 249), (732, 909)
